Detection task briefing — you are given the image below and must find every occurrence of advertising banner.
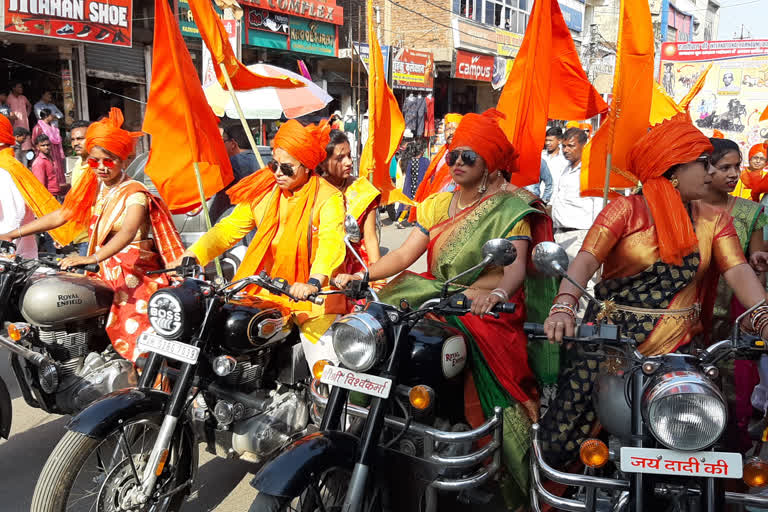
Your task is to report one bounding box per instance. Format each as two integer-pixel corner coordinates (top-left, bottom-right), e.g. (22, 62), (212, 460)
(659, 40), (768, 150)
(492, 56), (513, 90)
(354, 42), (390, 77)
(247, 8), (289, 34)
(3, 0), (132, 46)
(289, 18), (336, 56)
(179, 0), (224, 39)
(240, 0), (343, 25)
(202, 18), (239, 88)
(452, 50), (494, 82)
(391, 48), (434, 90)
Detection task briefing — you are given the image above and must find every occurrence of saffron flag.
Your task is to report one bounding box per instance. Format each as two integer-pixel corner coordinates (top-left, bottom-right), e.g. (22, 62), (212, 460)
(649, 84), (683, 126)
(187, 0), (300, 91)
(358, 0), (411, 205)
(761, 104), (768, 122)
(496, 0), (607, 187)
(580, 0), (654, 198)
(143, 0), (234, 213)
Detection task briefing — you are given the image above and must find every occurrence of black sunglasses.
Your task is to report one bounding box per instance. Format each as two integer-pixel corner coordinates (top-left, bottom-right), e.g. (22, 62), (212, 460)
(268, 159), (299, 177)
(446, 149), (478, 167)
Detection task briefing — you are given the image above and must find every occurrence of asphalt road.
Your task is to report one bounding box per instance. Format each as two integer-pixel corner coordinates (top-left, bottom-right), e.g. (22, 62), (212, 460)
(0, 219), (423, 511)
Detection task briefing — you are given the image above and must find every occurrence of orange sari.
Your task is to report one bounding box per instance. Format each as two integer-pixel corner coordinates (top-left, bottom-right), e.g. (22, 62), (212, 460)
(88, 179), (184, 361)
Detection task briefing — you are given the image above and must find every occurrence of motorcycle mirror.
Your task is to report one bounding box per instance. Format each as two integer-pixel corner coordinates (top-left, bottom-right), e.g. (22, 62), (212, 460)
(344, 214), (362, 245)
(481, 239), (517, 267)
(532, 242), (570, 277)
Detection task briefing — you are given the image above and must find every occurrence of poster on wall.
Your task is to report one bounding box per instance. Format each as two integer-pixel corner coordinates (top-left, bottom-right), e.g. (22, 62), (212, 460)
(392, 48), (434, 90)
(2, 0), (132, 46)
(659, 40), (768, 151)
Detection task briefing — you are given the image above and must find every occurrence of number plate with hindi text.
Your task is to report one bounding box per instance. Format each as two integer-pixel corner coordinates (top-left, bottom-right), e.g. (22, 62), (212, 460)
(320, 365), (392, 399)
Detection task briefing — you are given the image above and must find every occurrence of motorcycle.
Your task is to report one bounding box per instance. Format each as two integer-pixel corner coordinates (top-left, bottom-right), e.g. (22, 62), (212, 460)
(0, 240), (138, 439)
(526, 241), (768, 512)
(250, 237), (518, 512)
(30, 251), (352, 511)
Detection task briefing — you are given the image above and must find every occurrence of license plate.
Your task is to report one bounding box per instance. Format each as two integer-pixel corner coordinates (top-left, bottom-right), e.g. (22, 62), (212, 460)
(137, 332), (199, 365)
(319, 365), (392, 399)
(620, 447), (742, 479)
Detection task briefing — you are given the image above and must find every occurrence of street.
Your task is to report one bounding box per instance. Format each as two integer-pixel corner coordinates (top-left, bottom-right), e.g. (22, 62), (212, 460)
(0, 219), (422, 511)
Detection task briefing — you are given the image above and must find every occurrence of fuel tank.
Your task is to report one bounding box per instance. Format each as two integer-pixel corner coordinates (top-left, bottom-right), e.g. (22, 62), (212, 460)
(212, 295), (293, 355)
(21, 273), (114, 328)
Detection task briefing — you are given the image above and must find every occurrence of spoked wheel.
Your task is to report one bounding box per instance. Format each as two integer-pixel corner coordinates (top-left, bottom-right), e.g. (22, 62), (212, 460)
(32, 418), (193, 512)
(250, 467), (380, 512)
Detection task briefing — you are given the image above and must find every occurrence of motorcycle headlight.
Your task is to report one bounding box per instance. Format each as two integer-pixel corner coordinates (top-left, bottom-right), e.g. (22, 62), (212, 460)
(331, 312), (386, 372)
(643, 371), (727, 451)
(148, 291), (184, 339)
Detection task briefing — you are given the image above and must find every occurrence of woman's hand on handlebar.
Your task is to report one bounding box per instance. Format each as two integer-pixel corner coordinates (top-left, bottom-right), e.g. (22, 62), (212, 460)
(465, 289), (503, 317)
(0, 233), (15, 243)
(60, 254), (97, 271)
(544, 311), (575, 344)
(333, 273), (362, 289)
(290, 282), (320, 301)
(168, 250), (199, 270)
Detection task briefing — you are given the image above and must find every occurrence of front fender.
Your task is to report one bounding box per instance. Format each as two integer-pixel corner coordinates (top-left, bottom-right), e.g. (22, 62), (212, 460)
(251, 430), (359, 498)
(67, 387), (170, 439)
(0, 376), (11, 439)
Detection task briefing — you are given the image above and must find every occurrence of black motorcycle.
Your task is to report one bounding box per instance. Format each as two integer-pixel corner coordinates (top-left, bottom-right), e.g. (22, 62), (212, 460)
(0, 240), (137, 441)
(526, 241), (768, 512)
(250, 238), (518, 512)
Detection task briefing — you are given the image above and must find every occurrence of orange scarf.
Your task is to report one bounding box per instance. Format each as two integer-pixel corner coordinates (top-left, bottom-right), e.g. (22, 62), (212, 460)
(408, 145), (448, 222)
(627, 114), (713, 265)
(741, 169), (764, 191)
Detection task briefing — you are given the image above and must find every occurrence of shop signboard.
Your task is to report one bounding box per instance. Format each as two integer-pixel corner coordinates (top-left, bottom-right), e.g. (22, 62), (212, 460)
(248, 8), (289, 34)
(391, 48), (434, 90)
(452, 50), (494, 82)
(179, 0), (224, 39)
(240, 0), (343, 26)
(2, 0), (132, 46)
(289, 18), (337, 56)
(453, 17), (523, 59)
(492, 56), (513, 90)
(559, 2), (583, 32)
(353, 42), (390, 77)
(659, 39), (768, 151)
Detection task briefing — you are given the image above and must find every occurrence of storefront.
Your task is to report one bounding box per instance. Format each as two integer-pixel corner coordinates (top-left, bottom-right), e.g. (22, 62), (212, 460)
(450, 49), (496, 112)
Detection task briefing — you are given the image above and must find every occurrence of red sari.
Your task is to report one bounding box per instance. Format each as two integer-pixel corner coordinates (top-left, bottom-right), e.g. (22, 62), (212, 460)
(88, 178), (184, 361)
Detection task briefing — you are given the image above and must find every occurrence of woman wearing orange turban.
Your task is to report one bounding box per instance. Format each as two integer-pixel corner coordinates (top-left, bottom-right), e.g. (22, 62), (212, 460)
(179, 119), (347, 369)
(539, 114), (768, 467)
(0, 108), (184, 361)
(732, 143), (767, 200)
(336, 109), (558, 510)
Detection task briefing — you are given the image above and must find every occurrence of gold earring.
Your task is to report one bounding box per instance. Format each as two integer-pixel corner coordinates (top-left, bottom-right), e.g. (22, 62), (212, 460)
(671, 177), (679, 188)
(479, 170), (488, 194)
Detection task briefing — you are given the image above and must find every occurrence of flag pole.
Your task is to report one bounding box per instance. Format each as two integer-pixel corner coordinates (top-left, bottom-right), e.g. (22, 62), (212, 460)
(219, 62), (266, 169)
(192, 161), (224, 278)
(602, 152), (612, 208)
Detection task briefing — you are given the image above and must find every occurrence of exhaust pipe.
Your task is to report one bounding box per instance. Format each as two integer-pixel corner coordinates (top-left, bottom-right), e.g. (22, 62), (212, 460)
(0, 334), (53, 367)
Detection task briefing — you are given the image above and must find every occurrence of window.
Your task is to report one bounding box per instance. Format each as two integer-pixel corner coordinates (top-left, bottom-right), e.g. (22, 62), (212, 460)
(456, 0), (479, 19)
(477, 0), (530, 33)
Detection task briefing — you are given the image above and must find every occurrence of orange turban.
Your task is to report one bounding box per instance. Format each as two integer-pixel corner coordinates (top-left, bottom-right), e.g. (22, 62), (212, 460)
(565, 121), (580, 129)
(712, 129), (724, 139)
(0, 115), (13, 145)
(272, 119), (330, 170)
(444, 113), (463, 124)
(749, 143), (767, 160)
(449, 109), (518, 174)
(627, 113), (713, 265)
(579, 122), (592, 135)
(85, 108), (142, 161)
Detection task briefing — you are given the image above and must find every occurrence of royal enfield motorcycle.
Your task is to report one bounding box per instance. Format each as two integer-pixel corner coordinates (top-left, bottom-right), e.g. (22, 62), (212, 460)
(526, 241), (768, 512)
(250, 238), (518, 512)
(0, 240), (137, 439)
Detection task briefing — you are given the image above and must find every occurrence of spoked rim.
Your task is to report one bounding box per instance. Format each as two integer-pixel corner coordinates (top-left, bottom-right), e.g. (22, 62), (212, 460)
(282, 467), (350, 512)
(65, 419), (177, 512)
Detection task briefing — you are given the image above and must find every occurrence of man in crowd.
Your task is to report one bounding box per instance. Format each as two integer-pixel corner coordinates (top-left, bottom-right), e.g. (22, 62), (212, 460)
(526, 159), (553, 203)
(29, 134), (58, 254)
(69, 120), (91, 255)
(550, 127), (603, 311)
(0, 91), (14, 121)
(34, 91), (64, 126)
(221, 123), (259, 181)
(542, 126), (569, 189)
(13, 127), (30, 167)
(7, 83), (31, 135)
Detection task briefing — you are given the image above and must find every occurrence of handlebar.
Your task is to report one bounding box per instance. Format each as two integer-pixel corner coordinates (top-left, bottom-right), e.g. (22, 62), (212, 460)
(524, 322), (625, 346)
(37, 256), (100, 274)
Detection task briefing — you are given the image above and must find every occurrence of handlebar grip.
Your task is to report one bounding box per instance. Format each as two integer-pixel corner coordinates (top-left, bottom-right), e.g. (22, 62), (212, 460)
(524, 323), (546, 336)
(82, 263), (100, 273)
(494, 302), (516, 314)
(311, 295), (325, 305)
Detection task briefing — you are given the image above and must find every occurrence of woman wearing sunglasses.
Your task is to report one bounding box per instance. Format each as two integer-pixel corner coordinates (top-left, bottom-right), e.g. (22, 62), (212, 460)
(336, 109), (557, 510)
(0, 108), (184, 361)
(318, 130), (382, 280)
(176, 119), (347, 369)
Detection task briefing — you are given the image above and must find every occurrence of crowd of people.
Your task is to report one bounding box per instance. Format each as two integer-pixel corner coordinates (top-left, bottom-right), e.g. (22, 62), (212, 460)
(3, 85), (768, 509)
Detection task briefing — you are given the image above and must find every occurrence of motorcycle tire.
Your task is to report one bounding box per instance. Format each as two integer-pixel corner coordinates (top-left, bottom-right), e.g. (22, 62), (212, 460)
(250, 467), (381, 512)
(31, 418), (193, 512)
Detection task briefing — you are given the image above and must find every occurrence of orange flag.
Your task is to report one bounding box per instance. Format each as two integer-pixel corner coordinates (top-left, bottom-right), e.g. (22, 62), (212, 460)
(761, 104), (768, 122)
(580, 0), (654, 198)
(143, 0), (234, 213)
(649, 84), (683, 126)
(187, 0), (299, 91)
(358, 0), (411, 205)
(679, 63), (712, 111)
(496, 0), (607, 187)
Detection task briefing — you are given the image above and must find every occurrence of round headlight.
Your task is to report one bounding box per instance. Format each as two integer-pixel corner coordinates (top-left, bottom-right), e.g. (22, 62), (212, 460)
(148, 291), (184, 338)
(331, 312), (386, 372)
(643, 371), (727, 451)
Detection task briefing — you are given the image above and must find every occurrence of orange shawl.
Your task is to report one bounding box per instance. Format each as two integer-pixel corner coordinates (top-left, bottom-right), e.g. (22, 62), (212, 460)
(407, 145), (449, 222)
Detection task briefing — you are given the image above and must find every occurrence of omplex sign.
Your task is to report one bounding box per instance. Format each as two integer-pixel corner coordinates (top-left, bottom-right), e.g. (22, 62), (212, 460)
(4, 0), (132, 46)
(452, 50), (494, 82)
(240, 0), (342, 25)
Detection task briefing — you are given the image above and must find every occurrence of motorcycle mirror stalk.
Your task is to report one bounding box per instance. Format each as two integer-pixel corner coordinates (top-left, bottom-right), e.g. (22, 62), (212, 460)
(532, 241), (601, 307)
(343, 214), (379, 301)
(441, 239), (517, 298)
